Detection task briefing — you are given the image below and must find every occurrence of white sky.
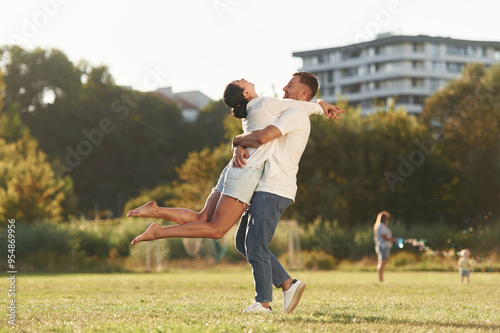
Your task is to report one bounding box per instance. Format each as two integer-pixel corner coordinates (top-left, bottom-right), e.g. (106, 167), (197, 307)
(1, 0), (499, 101)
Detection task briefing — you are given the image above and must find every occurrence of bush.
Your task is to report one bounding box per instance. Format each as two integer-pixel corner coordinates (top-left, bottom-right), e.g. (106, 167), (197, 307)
(300, 250), (337, 270)
(1, 217), (498, 272)
(388, 251), (419, 267)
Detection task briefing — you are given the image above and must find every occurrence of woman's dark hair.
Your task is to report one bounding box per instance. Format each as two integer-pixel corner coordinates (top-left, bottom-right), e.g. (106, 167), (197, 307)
(223, 83), (248, 118)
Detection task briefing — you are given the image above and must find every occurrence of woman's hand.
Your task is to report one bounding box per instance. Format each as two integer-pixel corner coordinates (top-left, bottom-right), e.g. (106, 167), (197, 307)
(232, 145), (249, 169)
(318, 100), (345, 119)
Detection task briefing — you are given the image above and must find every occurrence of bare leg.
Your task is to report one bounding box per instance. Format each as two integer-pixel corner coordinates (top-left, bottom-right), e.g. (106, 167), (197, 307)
(131, 195), (246, 245)
(130, 223), (161, 244)
(127, 190), (221, 224)
(377, 259), (388, 282)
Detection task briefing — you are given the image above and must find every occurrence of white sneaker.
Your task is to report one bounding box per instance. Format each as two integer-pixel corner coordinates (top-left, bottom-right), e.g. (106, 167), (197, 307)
(282, 279), (306, 313)
(242, 302), (272, 314)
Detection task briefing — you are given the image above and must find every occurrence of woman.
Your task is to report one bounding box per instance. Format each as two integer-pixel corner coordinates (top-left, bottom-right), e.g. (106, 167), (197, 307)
(129, 78), (339, 245)
(373, 211), (397, 282)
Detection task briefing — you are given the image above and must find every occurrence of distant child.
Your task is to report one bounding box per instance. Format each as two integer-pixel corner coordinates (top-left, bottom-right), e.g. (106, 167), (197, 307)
(458, 249), (471, 283)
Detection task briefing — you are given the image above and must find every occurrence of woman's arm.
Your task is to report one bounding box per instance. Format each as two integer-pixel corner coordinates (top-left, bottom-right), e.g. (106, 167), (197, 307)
(265, 97), (344, 118)
(382, 233), (396, 242)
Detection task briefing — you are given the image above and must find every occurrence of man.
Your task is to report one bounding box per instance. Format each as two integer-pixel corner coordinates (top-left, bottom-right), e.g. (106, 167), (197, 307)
(233, 72), (343, 313)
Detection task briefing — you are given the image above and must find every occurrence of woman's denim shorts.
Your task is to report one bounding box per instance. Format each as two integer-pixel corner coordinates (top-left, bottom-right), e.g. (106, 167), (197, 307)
(214, 163), (264, 205)
(376, 245), (391, 260)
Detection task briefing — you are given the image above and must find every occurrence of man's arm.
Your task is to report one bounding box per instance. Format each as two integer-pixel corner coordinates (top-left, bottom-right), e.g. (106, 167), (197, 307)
(265, 97), (345, 119)
(232, 105), (344, 168)
(231, 125), (283, 168)
(316, 100), (345, 119)
(233, 125), (282, 149)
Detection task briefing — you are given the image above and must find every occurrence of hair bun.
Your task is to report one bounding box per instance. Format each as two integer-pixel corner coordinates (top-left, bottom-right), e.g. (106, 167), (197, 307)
(232, 105), (247, 118)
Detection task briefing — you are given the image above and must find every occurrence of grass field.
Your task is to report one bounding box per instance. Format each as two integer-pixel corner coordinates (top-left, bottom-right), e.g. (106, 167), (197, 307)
(1, 268), (499, 332)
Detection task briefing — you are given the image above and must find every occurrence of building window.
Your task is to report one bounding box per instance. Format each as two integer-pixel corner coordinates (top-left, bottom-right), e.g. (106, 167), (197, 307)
(446, 62), (465, 72)
(430, 79), (440, 91)
(305, 56), (319, 66)
(413, 60), (425, 70)
(467, 46), (477, 56)
(380, 79), (400, 90)
(431, 43), (440, 56)
(447, 44), (467, 56)
(413, 43), (425, 52)
(327, 70), (334, 82)
(414, 96), (426, 104)
(432, 61), (442, 71)
(412, 78), (425, 88)
(494, 49), (500, 60)
(377, 44), (398, 55)
(318, 53), (328, 64)
(329, 52), (337, 63)
(341, 67), (357, 77)
(342, 84), (361, 94)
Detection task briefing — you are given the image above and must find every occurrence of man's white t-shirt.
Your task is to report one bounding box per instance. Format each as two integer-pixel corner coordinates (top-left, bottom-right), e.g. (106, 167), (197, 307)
(223, 97), (323, 175)
(239, 97), (322, 169)
(254, 107), (313, 201)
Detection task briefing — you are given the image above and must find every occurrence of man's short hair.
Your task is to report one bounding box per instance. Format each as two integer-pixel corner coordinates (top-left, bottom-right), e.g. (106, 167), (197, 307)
(293, 71), (319, 100)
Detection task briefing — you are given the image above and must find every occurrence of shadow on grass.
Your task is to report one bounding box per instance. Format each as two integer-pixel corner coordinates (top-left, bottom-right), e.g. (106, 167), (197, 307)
(281, 310), (500, 331)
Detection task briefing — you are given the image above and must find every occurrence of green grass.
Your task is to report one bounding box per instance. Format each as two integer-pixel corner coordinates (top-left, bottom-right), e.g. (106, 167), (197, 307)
(1, 269), (499, 332)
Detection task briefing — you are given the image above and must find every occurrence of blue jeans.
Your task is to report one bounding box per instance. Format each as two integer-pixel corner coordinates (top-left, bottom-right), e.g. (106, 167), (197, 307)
(234, 191), (292, 303)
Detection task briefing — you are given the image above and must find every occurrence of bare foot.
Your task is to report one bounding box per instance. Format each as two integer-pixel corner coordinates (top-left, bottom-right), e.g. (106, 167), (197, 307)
(131, 223), (161, 245)
(127, 201), (158, 218)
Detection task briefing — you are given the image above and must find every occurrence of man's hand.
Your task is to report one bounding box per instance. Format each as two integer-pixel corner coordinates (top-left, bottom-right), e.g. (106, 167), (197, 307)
(232, 145), (249, 169)
(233, 126), (282, 148)
(318, 101), (345, 119)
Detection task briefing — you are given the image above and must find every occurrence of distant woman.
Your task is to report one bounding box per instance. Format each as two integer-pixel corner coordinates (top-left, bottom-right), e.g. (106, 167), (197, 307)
(373, 211), (397, 282)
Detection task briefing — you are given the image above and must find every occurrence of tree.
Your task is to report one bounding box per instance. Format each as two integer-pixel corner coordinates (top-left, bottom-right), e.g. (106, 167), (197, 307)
(123, 115), (240, 215)
(0, 133), (76, 223)
(0, 69), (76, 223)
(1, 46), (224, 216)
(292, 97), (456, 226)
(0, 45), (81, 114)
(420, 63), (500, 220)
(189, 100), (232, 149)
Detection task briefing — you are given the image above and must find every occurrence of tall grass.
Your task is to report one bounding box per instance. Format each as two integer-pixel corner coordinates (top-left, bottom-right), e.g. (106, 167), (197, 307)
(1, 218), (498, 273)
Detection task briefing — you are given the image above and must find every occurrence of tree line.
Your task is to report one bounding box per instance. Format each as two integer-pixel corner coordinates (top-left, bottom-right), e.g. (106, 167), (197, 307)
(1, 45), (499, 232)
(0, 45), (229, 221)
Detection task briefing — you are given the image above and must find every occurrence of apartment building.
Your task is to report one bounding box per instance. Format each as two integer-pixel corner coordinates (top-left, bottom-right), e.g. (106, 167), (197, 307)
(293, 34), (500, 115)
(152, 87), (213, 122)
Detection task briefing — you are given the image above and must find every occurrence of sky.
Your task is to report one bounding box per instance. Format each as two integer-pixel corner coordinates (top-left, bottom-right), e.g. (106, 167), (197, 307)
(1, 0), (500, 101)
